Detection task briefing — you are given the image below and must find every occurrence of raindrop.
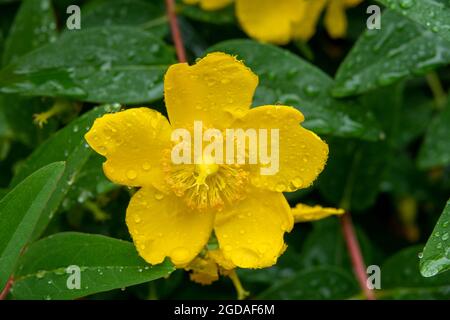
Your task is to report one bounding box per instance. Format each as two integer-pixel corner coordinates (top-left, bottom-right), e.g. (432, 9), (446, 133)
(127, 170), (137, 180)
(292, 177), (304, 188)
(418, 252), (423, 259)
(275, 183), (285, 192)
(303, 84), (319, 97)
(399, 0), (414, 9)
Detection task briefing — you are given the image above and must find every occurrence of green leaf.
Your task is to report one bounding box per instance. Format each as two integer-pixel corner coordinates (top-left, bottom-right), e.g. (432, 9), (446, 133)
(0, 162), (65, 290)
(0, 94), (56, 146)
(257, 267), (359, 299)
(377, 0), (450, 43)
(380, 245), (450, 299)
(82, 0), (168, 37)
(208, 39), (382, 141)
(10, 104), (121, 239)
(62, 153), (117, 211)
(178, 2), (236, 25)
(2, 0), (57, 65)
(333, 10), (450, 97)
(318, 139), (389, 211)
(421, 199), (450, 277)
(0, 27), (175, 104)
(0, 0), (59, 146)
(11, 232), (175, 300)
(300, 219), (374, 269)
(418, 103), (450, 168)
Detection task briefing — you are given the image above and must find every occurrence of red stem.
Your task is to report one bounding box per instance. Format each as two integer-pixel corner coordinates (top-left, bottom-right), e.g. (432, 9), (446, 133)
(165, 0), (187, 63)
(340, 212), (376, 300)
(0, 276), (14, 300)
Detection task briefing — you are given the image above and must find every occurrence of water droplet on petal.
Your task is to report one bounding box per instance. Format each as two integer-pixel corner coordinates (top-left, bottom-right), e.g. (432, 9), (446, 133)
(127, 170), (137, 180)
(292, 177), (304, 188)
(142, 162), (151, 171)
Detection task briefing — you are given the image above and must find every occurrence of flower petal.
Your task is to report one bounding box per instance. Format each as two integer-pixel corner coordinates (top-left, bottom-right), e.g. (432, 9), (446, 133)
(324, 0), (347, 39)
(233, 105), (328, 192)
(126, 187), (215, 267)
(292, 0), (327, 41)
(214, 189), (293, 268)
(85, 108), (172, 188)
(292, 203), (344, 222)
(164, 52), (258, 129)
(235, 0), (306, 44)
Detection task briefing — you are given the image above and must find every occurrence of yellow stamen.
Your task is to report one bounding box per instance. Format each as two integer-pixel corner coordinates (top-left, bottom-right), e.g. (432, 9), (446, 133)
(33, 100), (71, 128)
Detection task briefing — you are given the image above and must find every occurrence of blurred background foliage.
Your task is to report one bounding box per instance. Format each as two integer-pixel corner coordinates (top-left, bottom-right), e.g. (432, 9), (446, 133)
(0, 0), (449, 300)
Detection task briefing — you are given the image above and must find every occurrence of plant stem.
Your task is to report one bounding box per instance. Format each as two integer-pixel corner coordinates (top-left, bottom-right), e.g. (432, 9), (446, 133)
(228, 270), (249, 300)
(0, 276), (14, 300)
(426, 72), (447, 109)
(165, 0), (187, 63)
(340, 212), (376, 300)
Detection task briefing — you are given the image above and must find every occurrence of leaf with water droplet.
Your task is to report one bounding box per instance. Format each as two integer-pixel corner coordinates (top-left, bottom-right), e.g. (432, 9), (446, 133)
(0, 162), (65, 291)
(9, 104), (120, 240)
(420, 199), (450, 277)
(81, 0), (168, 38)
(382, 245), (450, 298)
(418, 101), (450, 169)
(11, 232), (175, 300)
(2, 0), (57, 65)
(377, 0), (450, 43)
(257, 266), (359, 299)
(333, 10), (450, 97)
(0, 27), (175, 103)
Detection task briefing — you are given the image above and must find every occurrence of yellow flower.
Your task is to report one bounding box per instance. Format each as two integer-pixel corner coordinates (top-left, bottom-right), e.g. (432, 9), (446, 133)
(85, 52), (328, 270)
(183, 0), (363, 44)
(292, 203), (344, 222)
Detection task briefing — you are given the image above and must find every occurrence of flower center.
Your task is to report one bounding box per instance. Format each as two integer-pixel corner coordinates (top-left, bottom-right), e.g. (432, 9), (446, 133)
(163, 151), (249, 211)
(194, 155), (219, 184)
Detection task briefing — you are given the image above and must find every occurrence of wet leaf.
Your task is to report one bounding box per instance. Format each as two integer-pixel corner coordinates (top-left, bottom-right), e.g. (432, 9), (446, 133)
(418, 102), (450, 168)
(0, 27), (175, 103)
(0, 162), (65, 290)
(377, 0), (450, 43)
(11, 232), (175, 300)
(381, 245), (450, 299)
(2, 0), (57, 65)
(420, 199), (450, 277)
(333, 10), (450, 97)
(318, 139), (389, 211)
(257, 267), (359, 299)
(10, 104), (121, 239)
(81, 0), (168, 37)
